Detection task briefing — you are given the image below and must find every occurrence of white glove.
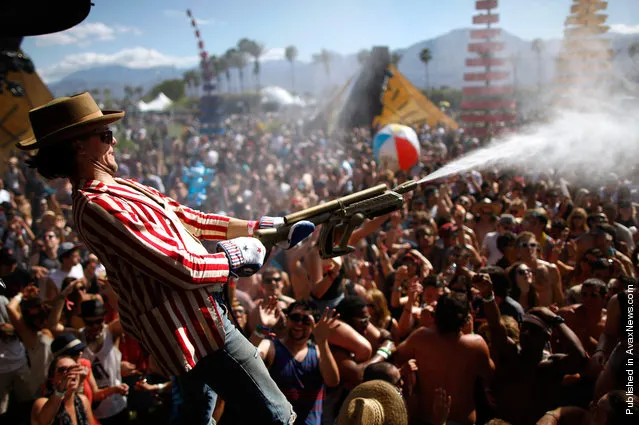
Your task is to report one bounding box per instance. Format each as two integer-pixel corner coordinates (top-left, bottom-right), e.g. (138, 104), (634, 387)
(217, 237), (266, 277)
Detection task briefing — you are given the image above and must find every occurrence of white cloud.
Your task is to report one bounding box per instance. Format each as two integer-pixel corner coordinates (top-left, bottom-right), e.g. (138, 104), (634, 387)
(166, 9), (223, 26)
(40, 47), (198, 83)
(35, 22), (142, 47)
(609, 24), (639, 35)
(261, 47), (286, 62)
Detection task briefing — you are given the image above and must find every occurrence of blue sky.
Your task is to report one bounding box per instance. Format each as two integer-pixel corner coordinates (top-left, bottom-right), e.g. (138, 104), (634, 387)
(22, 0), (639, 83)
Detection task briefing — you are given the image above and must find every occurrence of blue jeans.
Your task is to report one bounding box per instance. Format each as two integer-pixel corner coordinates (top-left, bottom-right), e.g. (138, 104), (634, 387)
(171, 295), (295, 425)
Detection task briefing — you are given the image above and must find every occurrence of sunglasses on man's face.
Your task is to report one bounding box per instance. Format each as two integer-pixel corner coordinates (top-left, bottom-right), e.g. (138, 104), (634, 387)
(98, 130), (114, 145)
(288, 313), (313, 326)
(518, 242), (538, 249)
(263, 276), (282, 284)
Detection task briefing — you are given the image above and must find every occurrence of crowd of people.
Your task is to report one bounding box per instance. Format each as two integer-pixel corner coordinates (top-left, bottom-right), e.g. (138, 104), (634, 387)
(1, 108), (637, 425)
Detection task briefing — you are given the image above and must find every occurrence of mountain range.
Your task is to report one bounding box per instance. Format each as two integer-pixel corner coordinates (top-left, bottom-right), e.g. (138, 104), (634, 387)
(48, 28), (639, 98)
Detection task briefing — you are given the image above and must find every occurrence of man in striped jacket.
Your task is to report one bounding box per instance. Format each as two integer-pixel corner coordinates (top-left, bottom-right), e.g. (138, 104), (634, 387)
(18, 93), (313, 425)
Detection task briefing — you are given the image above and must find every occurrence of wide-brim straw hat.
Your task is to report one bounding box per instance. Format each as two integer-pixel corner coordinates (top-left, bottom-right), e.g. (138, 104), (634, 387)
(337, 380), (407, 425)
(17, 92), (124, 151)
(471, 197), (502, 216)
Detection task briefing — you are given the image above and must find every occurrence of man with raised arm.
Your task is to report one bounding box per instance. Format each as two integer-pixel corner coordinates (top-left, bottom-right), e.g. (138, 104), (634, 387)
(471, 272), (588, 425)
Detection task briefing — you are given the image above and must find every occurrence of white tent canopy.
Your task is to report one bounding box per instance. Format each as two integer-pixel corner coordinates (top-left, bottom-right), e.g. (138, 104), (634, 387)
(137, 92), (173, 112)
(261, 86), (305, 106)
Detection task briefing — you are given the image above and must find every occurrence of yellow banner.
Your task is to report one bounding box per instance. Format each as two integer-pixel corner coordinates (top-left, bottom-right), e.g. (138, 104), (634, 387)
(373, 65), (458, 130)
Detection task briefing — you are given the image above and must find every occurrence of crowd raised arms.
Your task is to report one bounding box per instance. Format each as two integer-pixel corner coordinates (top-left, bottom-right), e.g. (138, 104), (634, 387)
(1, 107), (638, 425)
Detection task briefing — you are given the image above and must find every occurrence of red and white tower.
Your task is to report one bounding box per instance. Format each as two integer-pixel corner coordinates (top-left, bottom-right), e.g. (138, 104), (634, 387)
(186, 9), (215, 94)
(460, 0), (516, 139)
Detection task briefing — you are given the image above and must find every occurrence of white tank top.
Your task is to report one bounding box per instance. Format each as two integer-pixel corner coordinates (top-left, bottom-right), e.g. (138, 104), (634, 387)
(80, 326), (127, 418)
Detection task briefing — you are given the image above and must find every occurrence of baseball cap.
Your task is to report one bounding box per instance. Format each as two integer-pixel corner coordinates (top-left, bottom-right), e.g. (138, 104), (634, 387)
(51, 333), (86, 357)
(57, 242), (81, 260)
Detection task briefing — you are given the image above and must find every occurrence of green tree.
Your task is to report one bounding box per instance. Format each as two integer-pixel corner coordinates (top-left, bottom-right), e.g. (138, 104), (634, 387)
(135, 86), (144, 100)
(239, 39), (265, 91)
(419, 48), (433, 90)
(531, 38), (544, 90)
(147, 79), (185, 102)
(391, 51), (402, 67)
(226, 48), (248, 92)
(357, 49), (370, 65)
(312, 49), (332, 83)
(285, 45), (298, 92)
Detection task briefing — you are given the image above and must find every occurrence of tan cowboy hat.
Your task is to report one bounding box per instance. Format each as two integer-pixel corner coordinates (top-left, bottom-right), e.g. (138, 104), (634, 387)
(17, 92), (124, 151)
(471, 198), (502, 216)
(337, 380), (407, 425)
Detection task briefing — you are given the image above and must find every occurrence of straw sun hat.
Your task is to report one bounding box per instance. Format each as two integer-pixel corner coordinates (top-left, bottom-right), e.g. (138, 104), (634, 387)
(337, 380), (408, 425)
(17, 92), (124, 151)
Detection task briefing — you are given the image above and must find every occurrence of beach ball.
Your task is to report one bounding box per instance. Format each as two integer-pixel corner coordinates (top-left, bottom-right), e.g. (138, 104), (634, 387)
(372, 124), (420, 171)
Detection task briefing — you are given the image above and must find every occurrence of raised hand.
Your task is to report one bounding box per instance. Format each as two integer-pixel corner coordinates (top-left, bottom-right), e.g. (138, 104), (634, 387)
(312, 307), (340, 344)
(400, 359), (419, 396)
(407, 281), (423, 306)
(433, 387), (452, 425)
(471, 273), (493, 298)
(258, 296), (282, 329)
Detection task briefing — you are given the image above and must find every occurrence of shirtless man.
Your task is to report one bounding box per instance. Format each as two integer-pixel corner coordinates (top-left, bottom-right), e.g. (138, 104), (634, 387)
(516, 232), (564, 307)
(395, 292), (494, 425)
(556, 278), (607, 355)
(472, 274), (587, 425)
(249, 267), (295, 333)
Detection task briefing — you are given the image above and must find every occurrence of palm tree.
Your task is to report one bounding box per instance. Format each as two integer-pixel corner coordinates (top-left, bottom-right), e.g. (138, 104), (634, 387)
(226, 48), (248, 92)
(239, 39), (265, 91)
(218, 55), (232, 93)
(357, 49), (370, 66)
(531, 38), (544, 90)
(419, 48), (433, 90)
(285, 45), (298, 92)
(391, 51), (402, 67)
(312, 49), (332, 83)
(237, 39), (255, 89)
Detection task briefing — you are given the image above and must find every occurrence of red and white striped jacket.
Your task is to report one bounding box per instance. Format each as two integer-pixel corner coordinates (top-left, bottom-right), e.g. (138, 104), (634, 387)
(72, 178), (232, 377)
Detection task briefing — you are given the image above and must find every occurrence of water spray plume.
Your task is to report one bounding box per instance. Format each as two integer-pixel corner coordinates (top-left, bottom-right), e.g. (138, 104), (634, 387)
(418, 96), (639, 185)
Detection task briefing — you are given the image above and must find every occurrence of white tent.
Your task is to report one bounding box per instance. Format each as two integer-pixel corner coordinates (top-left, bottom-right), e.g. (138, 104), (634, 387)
(137, 92), (173, 112)
(261, 86), (305, 106)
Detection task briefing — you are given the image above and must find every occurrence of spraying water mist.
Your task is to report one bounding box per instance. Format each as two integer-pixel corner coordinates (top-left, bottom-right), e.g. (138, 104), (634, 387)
(418, 95), (639, 185)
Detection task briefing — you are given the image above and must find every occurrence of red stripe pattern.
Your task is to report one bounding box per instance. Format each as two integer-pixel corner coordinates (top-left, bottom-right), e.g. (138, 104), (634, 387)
(72, 178), (231, 376)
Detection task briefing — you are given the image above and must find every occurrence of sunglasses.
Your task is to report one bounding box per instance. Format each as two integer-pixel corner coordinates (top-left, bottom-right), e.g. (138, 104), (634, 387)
(518, 242), (538, 248)
(98, 130), (114, 145)
(263, 277), (282, 284)
(44, 234), (56, 239)
(288, 313), (313, 326)
(517, 268), (532, 276)
(84, 318), (104, 326)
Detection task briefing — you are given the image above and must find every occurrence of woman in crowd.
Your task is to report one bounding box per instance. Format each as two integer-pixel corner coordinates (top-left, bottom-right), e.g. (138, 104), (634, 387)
(31, 355), (96, 425)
